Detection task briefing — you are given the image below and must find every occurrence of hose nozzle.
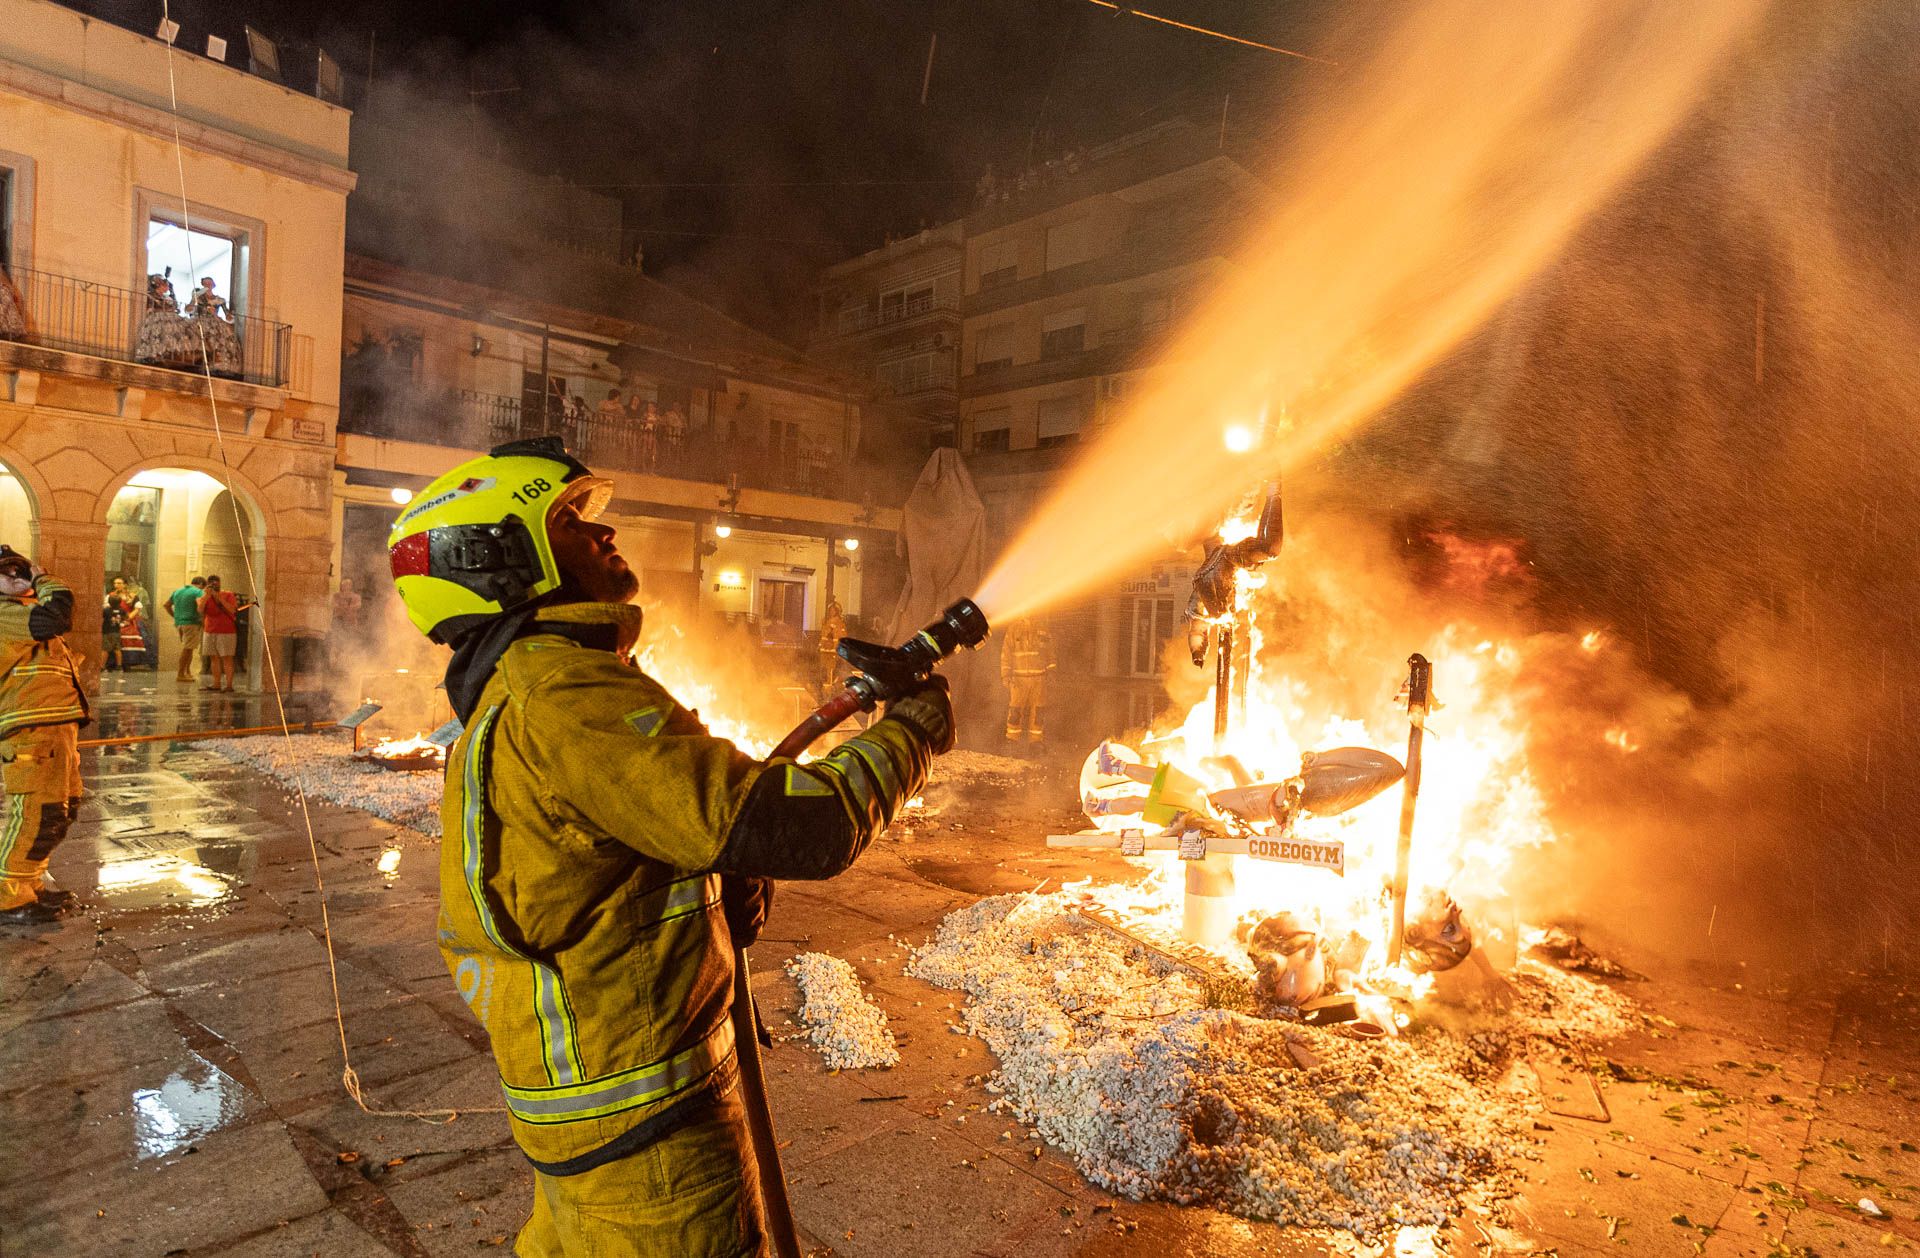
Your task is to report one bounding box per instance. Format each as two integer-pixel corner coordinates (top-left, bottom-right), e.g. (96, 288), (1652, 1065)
(768, 598), (991, 761)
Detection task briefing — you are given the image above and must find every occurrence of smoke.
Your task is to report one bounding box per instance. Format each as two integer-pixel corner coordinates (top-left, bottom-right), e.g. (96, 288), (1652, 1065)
(1308, 2), (1920, 970)
(977, 0), (1771, 623)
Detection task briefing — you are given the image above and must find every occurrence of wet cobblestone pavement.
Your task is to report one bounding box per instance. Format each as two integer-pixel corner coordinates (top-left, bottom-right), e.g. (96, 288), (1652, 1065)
(2, 674), (1917, 1255)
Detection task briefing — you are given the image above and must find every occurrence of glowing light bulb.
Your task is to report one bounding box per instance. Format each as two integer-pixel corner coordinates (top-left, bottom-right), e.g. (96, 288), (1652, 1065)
(719, 569), (744, 588)
(389, 487), (414, 505)
(714, 524), (732, 539)
(842, 537), (860, 552)
(1223, 425), (1255, 453)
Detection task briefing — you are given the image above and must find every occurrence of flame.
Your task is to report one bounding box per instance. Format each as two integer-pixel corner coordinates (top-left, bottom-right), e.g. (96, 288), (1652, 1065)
(632, 639), (785, 758)
(1080, 516), (1557, 1018)
(369, 734), (444, 761)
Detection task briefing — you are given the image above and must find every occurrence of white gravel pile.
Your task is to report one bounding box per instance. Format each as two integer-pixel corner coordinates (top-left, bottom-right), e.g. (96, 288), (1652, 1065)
(184, 733), (445, 835)
(908, 892), (1634, 1241)
(784, 952), (900, 1070)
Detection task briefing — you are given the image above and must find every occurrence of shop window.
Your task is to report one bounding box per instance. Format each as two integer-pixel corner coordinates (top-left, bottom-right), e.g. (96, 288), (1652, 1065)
(1129, 596), (1178, 676)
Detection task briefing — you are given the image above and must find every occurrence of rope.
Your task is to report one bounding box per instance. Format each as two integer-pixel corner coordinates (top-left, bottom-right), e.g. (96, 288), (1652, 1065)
(154, 2), (499, 1123)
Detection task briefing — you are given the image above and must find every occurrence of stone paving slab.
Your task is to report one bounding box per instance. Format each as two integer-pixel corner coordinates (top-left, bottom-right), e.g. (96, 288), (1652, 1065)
(2, 700), (1918, 1257)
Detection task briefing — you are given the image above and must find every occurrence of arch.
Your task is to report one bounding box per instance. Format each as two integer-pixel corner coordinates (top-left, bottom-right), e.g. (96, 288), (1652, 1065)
(92, 456), (273, 542)
(0, 437), (50, 531)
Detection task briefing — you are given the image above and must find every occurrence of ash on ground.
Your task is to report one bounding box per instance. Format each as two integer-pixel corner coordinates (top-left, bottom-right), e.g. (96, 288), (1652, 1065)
(907, 890), (1640, 1243)
(785, 951), (900, 1070)
(184, 733), (444, 835)
(914, 749), (1042, 815)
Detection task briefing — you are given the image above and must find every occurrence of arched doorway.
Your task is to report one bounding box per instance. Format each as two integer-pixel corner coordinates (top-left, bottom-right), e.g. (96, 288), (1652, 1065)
(105, 469), (265, 684)
(0, 457), (36, 553)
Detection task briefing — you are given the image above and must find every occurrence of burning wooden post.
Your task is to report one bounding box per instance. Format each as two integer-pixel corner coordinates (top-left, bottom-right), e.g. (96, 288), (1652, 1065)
(1386, 653), (1432, 966)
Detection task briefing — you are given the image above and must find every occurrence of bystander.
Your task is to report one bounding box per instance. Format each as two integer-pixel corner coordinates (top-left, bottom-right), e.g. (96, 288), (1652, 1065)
(197, 574), (251, 693)
(168, 576), (205, 682)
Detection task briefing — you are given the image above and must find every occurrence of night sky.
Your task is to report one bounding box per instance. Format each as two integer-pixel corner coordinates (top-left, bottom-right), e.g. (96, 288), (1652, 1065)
(67, 0), (1323, 337)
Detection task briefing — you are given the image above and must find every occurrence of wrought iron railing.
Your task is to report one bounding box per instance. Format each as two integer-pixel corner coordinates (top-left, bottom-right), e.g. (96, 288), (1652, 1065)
(0, 264), (291, 388)
(827, 294), (959, 336)
(338, 386), (854, 499)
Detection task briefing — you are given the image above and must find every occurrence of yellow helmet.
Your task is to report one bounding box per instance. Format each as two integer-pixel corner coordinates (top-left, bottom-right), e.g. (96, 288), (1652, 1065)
(388, 437), (613, 643)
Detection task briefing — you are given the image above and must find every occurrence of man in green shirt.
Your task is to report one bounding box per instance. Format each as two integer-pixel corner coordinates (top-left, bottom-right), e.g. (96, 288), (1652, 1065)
(168, 577), (205, 683)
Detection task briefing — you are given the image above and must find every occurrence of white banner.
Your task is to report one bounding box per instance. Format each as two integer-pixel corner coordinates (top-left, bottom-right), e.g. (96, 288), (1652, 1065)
(1245, 834), (1345, 876)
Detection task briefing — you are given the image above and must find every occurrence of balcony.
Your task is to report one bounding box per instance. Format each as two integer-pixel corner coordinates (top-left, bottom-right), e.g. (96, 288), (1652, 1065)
(338, 386), (855, 500)
(823, 294), (960, 338)
(0, 265), (291, 388)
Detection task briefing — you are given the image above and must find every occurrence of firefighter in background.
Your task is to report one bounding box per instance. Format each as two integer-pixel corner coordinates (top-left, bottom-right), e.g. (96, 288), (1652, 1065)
(1001, 617), (1056, 743)
(815, 597), (847, 698)
(388, 438), (953, 1256)
(0, 545), (88, 925)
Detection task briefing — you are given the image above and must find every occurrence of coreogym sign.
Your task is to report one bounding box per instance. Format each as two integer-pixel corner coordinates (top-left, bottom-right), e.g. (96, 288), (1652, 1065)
(1246, 835), (1345, 876)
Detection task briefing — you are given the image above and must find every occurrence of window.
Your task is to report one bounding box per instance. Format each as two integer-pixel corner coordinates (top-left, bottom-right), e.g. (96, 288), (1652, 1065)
(973, 323), (1014, 372)
(971, 407), (1011, 454)
(1040, 307), (1086, 360)
(1037, 395), (1085, 448)
(147, 219), (240, 315)
(1137, 292), (1174, 329)
(137, 193), (265, 326)
(0, 167), (13, 268)
(879, 284), (936, 322)
(877, 351), (945, 395)
(978, 239), (1017, 290)
(1044, 218), (1098, 272)
(0, 150), (34, 271)
(1129, 596), (1178, 676)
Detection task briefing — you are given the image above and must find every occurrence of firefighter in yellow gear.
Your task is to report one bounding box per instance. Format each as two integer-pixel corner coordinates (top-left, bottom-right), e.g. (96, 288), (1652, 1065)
(0, 546), (88, 924)
(815, 598), (846, 696)
(1000, 617), (1055, 743)
(389, 439), (953, 1257)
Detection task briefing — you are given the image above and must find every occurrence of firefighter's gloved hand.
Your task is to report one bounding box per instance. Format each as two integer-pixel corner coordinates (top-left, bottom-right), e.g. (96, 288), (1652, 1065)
(721, 875), (773, 948)
(884, 674), (955, 755)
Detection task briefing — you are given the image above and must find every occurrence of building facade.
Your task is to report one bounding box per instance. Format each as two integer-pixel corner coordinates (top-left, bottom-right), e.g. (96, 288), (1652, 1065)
(959, 123), (1261, 742)
(332, 143), (908, 666)
(808, 220), (963, 448)
(807, 121), (1265, 746)
(0, 0), (352, 683)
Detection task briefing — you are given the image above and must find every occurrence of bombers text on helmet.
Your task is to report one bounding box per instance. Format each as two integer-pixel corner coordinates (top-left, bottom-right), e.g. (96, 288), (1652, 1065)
(387, 437), (613, 643)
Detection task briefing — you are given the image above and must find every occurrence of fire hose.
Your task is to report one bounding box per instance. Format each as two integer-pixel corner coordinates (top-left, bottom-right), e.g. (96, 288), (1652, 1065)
(743, 598), (991, 1256)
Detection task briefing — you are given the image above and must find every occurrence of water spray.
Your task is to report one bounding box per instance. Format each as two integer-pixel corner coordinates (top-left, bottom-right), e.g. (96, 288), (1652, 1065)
(769, 598), (990, 760)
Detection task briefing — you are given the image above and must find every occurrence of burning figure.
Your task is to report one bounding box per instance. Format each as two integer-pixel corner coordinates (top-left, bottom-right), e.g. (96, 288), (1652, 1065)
(1186, 477), (1283, 742)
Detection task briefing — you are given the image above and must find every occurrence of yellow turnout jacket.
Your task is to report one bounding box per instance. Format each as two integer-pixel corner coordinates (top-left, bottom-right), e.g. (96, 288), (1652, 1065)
(438, 602), (933, 1173)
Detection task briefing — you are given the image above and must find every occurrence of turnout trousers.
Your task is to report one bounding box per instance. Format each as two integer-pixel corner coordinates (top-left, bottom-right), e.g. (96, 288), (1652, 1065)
(1005, 675), (1047, 742)
(515, 1063), (768, 1258)
(0, 723), (82, 910)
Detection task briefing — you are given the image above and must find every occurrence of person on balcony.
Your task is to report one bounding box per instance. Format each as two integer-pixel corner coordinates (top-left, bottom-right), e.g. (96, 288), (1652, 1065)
(134, 270), (193, 367)
(0, 267), (25, 340)
(187, 277), (244, 378)
(637, 401), (660, 472)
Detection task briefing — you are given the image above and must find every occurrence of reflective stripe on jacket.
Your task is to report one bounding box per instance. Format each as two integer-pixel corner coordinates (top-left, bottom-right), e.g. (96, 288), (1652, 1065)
(1001, 623), (1055, 681)
(0, 577), (87, 741)
(439, 601), (930, 1171)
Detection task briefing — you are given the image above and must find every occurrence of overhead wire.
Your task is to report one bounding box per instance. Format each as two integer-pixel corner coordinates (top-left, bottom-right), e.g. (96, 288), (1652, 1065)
(1080, 0), (1336, 65)
(154, 0), (493, 1123)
